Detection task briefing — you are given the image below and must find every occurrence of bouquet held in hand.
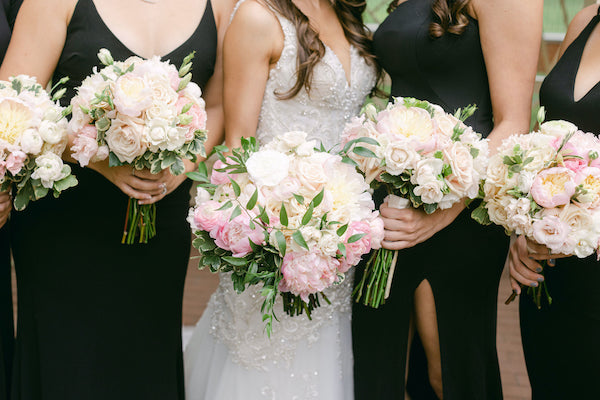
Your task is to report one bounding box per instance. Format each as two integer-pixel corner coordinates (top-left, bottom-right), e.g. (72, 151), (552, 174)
(474, 113), (600, 308)
(69, 49), (207, 244)
(188, 132), (383, 335)
(342, 97), (489, 308)
(0, 75), (77, 210)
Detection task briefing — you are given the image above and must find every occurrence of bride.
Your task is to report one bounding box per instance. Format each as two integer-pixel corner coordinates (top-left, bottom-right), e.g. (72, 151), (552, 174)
(184, 0), (378, 398)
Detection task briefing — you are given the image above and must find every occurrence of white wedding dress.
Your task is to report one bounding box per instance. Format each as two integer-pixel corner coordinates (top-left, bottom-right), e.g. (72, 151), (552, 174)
(184, 4), (376, 399)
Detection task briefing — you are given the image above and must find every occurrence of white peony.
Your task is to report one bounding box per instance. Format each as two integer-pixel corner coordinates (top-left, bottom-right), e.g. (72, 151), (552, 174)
(19, 129), (43, 155)
(38, 119), (65, 145)
(246, 149), (290, 187)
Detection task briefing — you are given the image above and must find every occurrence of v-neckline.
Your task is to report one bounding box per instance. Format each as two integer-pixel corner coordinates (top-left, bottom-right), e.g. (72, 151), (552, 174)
(88, 0), (210, 60)
(323, 42), (353, 88)
(572, 14), (600, 103)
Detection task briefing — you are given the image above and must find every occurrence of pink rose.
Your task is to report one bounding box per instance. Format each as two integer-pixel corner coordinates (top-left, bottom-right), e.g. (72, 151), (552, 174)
(71, 135), (99, 167)
(193, 200), (228, 232)
(176, 96), (207, 141)
(530, 167), (576, 208)
(6, 151), (26, 175)
(278, 251), (340, 302)
(169, 69), (181, 91)
(531, 215), (570, 254)
(211, 213), (264, 258)
(343, 220), (373, 268)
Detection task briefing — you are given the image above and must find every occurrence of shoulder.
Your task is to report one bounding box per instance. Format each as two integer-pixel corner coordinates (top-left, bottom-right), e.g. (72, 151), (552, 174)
(470, 0), (542, 20)
(559, 5), (598, 56)
(229, 0), (280, 36)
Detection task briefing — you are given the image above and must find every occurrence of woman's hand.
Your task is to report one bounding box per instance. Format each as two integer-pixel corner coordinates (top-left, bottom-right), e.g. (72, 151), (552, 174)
(508, 235), (570, 294)
(380, 201), (464, 250)
(0, 191), (11, 228)
(88, 159), (195, 205)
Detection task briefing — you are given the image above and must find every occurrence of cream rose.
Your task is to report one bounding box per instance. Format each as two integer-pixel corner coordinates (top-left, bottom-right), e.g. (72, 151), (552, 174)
(105, 115), (147, 163)
(113, 75), (152, 117)
(384, 141), (419, 175)
(443, 142), (474, 198)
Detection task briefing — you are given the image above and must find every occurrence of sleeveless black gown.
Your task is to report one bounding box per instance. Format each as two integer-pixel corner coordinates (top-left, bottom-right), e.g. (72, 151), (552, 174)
(520, 7), (600, 399)
(0, 2), (23, 398)
(9, 1), (216, 399)
(353, 1), (507, 399)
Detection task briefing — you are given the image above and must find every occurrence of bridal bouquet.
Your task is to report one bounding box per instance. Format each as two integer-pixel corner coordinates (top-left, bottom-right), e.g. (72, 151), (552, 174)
(342, 97), (489, 308)
(188, 131), (383, 335)
(473, 112), (600, 308)
(0, 75), (77, 210)
(69, 49), (207, 244)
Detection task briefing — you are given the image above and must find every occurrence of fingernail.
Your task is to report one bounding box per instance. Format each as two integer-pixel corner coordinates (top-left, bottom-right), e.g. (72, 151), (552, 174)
(536, 267), (543, 273)
(530, 282), (538, 287)
(548, 259), (556, 267)
(537, 277), (544, 283)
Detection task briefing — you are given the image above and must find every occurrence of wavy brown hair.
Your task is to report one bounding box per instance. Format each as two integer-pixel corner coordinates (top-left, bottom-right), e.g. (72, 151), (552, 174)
(388, 0), (472, 38)
(262, 0), (382, 99)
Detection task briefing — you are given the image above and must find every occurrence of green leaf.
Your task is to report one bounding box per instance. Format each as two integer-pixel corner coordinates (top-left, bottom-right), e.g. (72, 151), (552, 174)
(170, 158), (185, 176)
(186, 171), (209, 182)
(246, 189), (258, 210)
(352, 146), (378, 158)
(108, 152), (123, 167)
(293, 194), (304, 204)
(341, 156), (359, 167)
(301, 203), (314, 225)
(471, 202), (491, 225)
(53, 174), (78, 192)
(434, 151), (443, 159)
(423, 203), (438, 214)
(13, 190), (30, 211)
(336, 224), (348, 236)
(347, 233), (366, 243)
(311, 189), (324, 208)
(279, 203), (288, 227)
(470, 147), (480, 158)
(292, 231), (309, 251)
(337, 243), (346, 258)
(217, 200), (233, 211)
(222, 256), (248, 267)
(275, 230), (286, 256)
(230, 177), (241, 197)
(230, 205), (242, 221)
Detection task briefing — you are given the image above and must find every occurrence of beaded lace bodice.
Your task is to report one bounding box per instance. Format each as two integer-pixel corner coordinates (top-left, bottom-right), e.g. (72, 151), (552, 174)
(209, 3), (376, 372)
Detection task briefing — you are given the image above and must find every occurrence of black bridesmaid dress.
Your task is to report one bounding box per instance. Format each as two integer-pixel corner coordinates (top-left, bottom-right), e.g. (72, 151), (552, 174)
(0, 2), (23, 399)
(9, 1), (216, 399)
(352, 1), (508, 399)
(519, 6), (600, 399)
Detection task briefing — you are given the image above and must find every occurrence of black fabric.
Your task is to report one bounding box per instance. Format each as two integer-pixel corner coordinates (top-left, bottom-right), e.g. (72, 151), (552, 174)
(520, 7), (600, 399)
(1, 2), (23, 399)
(353, 1), (507, 399)
(9, 0), (216, 399)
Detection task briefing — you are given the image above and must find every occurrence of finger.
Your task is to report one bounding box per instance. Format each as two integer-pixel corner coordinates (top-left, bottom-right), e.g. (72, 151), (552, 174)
(525, 238), (548, 254)
(509, 276), (522, 295)
(510, 251), (542, 287)
(379, 205), (414, 221)
(381, 239), (413, 251)
(138, 191), (167, 205)
(0, 200), (11, 214)
(133, 168), (166, 180)
(126, 176), (164, 192)
(118, 183), (152, 200)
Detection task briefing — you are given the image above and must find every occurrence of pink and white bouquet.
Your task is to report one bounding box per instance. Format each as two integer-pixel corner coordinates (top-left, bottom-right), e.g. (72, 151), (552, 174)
(341, 97), (489, 307)
(69, 49), (207, 244)
(0, 75), (77, 210)
(475, 113), (600, 307)
(188, 132), (383, 335)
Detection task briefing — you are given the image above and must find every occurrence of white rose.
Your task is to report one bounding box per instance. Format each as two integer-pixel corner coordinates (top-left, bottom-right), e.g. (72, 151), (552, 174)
(19, 129), (43, 155)
(443, 142), (474, 198)
(318, 231), (340, 257)
(148, 75), (178, 107)
(246, 150), (290, 187)
(540, 120), (578, 138)
(193, 187), (211, 206)
(38, 120), (65, 145)
(293, 155), (328, 195)
(517, 170), (536, 194)
(384, 141), (419, 175)
(279, 131), (308, 150)
(523, 144), (556, 172)
(412, 158), (443, 186)
(31, 153), (67, 188)
(486, 198), (510, 227)
(145, 102), (177, 122)
(144, 117), (170, 150)
(295, 140), (316, 156)
(105, 115), (147, 163)
(413, 178), (445, 204)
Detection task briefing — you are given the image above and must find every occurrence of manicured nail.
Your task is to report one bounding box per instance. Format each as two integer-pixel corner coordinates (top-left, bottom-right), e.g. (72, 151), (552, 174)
(530, 282), (538, 287)
(537, 277), (544, 283)
(548, 259), (556, 267)
(536, 267), (543, 273)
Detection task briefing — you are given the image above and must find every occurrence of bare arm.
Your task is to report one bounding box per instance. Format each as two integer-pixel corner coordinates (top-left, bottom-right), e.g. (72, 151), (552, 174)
(222, 0), (282, 151)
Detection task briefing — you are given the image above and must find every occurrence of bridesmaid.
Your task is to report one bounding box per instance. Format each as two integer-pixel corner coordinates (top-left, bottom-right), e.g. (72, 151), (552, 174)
(508, 4), (600, 399)
(0, 0), (232, 398)
(352, 0), (542, 399)
(0, 2), (22, 398)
